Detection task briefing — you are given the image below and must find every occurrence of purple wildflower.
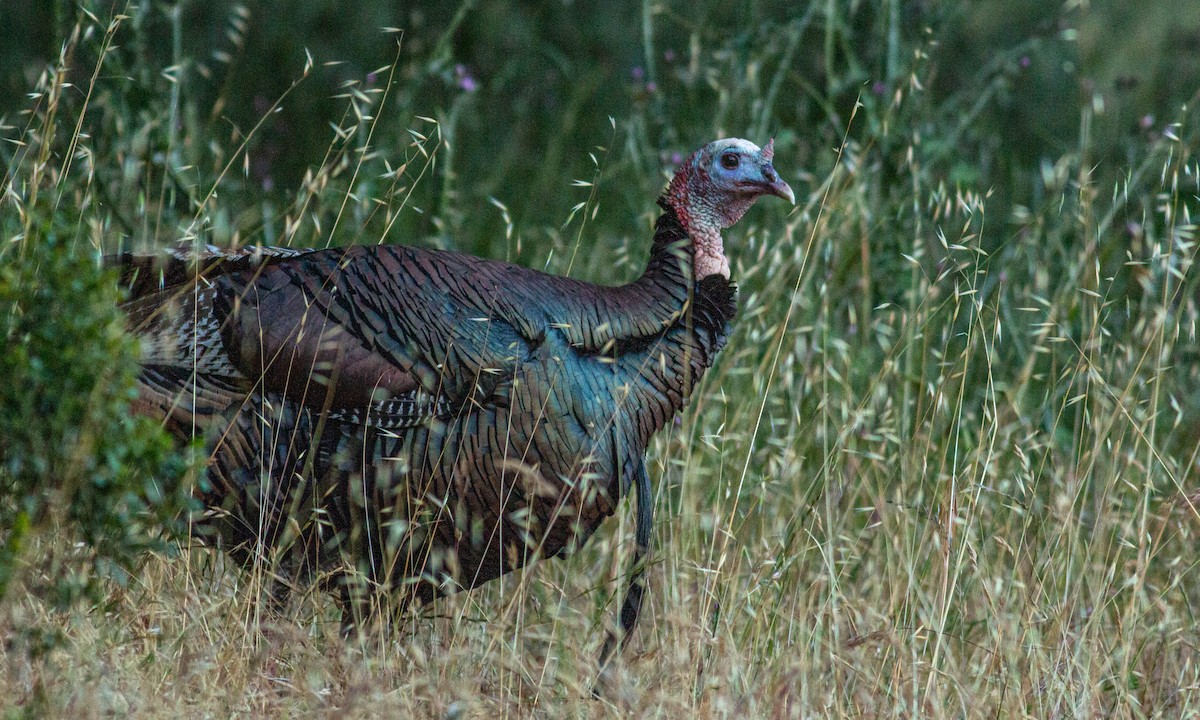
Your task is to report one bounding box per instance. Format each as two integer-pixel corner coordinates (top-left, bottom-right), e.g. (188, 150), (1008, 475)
(454, 64), (478, 93)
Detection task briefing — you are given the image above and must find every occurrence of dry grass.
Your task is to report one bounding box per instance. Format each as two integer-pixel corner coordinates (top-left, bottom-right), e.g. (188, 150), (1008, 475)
(3, 4), (1200, 718)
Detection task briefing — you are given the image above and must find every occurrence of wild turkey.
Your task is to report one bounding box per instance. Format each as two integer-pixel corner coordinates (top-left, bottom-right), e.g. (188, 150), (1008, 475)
(117, 138), (793, 664)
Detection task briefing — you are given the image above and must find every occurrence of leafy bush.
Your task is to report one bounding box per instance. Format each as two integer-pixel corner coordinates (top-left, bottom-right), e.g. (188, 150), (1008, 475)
(0, 27), (193, 613)
(0, 224), (194, 608)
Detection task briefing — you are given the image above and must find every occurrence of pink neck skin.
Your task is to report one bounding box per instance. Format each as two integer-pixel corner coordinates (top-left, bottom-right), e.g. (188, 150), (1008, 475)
(663, 162), (759, 281)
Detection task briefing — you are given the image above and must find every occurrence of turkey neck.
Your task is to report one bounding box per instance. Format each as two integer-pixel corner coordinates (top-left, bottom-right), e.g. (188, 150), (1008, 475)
(631, 197), (738, 347)
(572, 200), (738, 446)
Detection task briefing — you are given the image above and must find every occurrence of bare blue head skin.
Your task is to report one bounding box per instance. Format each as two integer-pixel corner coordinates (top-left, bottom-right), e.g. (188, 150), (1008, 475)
(665, 138), (795, 279)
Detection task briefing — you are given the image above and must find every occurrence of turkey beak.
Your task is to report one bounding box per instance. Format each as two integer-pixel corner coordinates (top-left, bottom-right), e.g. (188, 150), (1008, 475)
(755, 138), (794, 204)
(760, 166), (795, 205)
(754, 161), (795, 205)
(766, 172), (795, 205)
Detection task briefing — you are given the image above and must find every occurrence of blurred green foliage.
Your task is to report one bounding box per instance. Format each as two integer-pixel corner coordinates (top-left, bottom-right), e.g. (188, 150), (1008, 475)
(2, 0), (1197, 256)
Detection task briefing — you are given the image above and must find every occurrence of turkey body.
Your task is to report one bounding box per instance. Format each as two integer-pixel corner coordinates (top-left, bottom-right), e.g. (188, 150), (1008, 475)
(124, 203), (735, 609)
(121, 137), (793, 659)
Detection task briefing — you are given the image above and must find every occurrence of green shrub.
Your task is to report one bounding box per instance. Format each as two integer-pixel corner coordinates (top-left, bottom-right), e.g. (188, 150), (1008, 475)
(0, 222), (194, 608)
(0, 8), (195, 613)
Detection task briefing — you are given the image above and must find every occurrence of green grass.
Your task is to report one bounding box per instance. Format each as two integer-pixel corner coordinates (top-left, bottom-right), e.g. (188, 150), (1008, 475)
(3, 1), (1200, 717)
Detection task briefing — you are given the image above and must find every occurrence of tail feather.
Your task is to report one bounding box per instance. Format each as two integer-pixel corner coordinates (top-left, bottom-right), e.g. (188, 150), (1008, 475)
(123, 284), (243, 377)
(133, 365), (249, 439)
(112, 244), (320, 378)
(110, 244), (315, 299)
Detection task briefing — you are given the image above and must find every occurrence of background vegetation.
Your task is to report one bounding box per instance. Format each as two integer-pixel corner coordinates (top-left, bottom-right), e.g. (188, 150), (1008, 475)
(2, 0), (1200, 716)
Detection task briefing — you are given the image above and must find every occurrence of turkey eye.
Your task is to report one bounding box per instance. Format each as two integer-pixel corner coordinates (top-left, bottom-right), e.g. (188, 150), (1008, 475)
(720, 153), (740, 170)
